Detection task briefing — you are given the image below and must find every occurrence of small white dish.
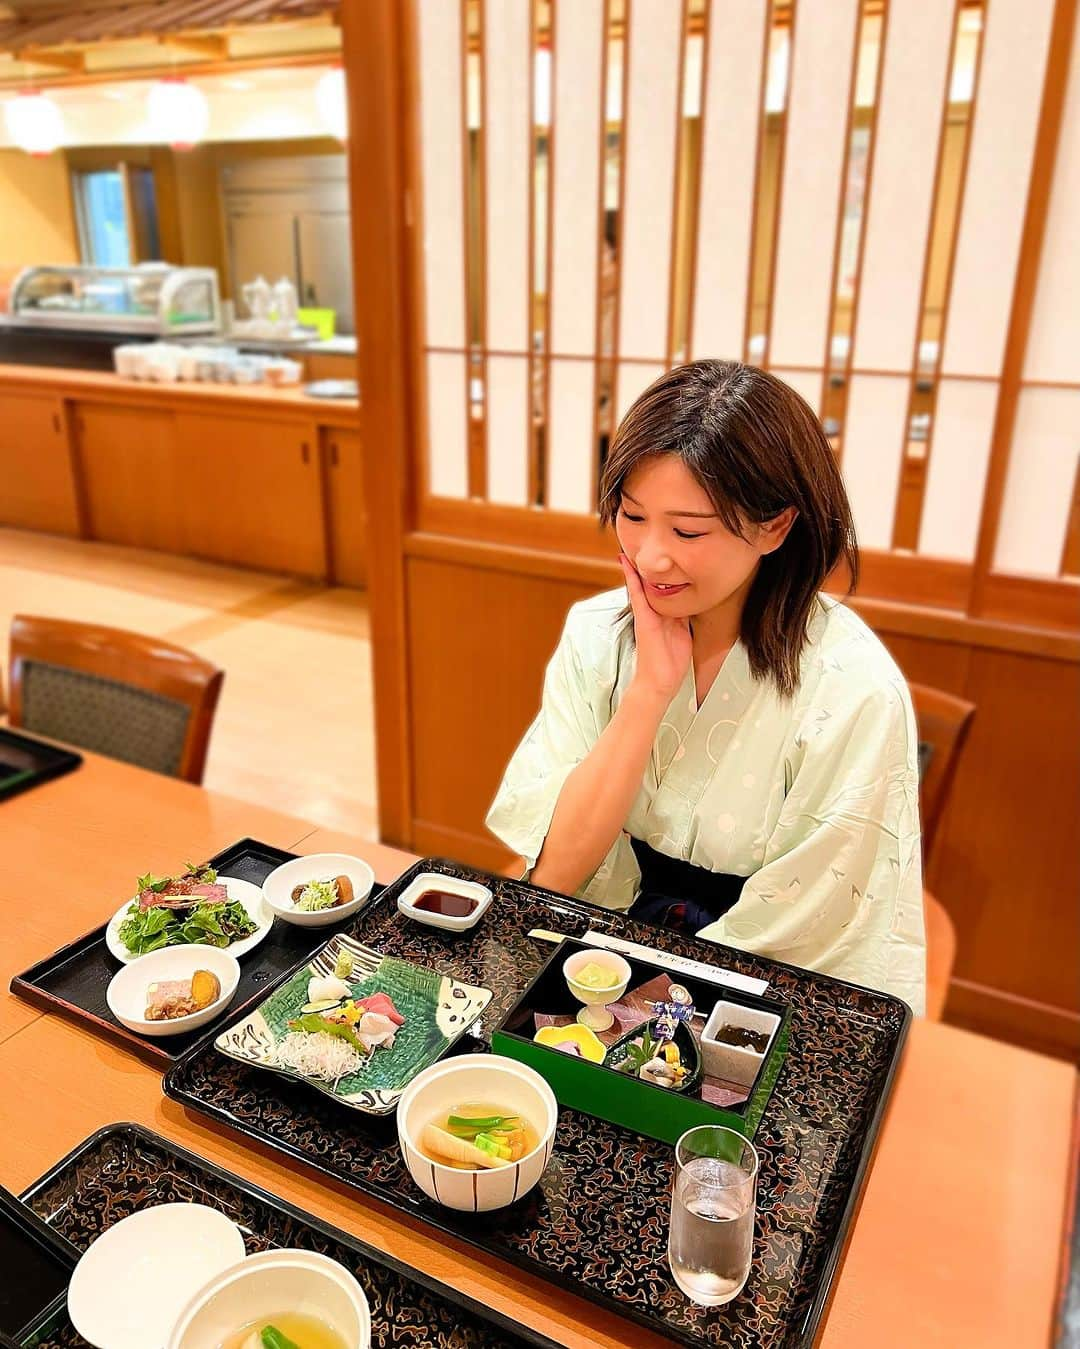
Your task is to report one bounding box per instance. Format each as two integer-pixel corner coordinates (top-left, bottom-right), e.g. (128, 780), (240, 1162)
(106, 944), (241, 1038)
(67, 1203), (245, 1349)
(396, 872), (493, 933)
(168, 1248), (371, 1349)
(397, 1055), (557, 1213)
(563, 948), (632, 1032)
(262, 852), (375, 928)
(105, 876), (271, 965)
(700, 1000), (780, 1088)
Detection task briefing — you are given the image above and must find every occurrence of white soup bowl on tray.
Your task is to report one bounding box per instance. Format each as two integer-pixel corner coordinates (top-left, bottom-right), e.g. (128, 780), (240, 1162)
(397, 1055), (557, 1213)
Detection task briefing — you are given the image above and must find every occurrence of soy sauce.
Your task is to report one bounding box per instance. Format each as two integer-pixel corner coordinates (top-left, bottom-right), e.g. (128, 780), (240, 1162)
(413, 889), (477, 917)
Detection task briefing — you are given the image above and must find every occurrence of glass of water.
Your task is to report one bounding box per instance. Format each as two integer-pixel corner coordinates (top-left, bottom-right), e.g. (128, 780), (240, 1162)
(668, 1124), (759, 1306)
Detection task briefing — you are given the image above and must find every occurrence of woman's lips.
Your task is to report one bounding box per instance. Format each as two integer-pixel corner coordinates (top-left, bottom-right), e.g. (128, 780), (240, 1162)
(645, 579), (690, 599)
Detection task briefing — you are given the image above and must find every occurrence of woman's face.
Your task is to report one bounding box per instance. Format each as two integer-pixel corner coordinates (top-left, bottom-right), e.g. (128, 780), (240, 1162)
(615, 454), (794, 620)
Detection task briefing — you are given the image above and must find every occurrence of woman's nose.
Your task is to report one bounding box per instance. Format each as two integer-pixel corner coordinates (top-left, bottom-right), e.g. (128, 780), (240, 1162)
(636, 537), (674, 575)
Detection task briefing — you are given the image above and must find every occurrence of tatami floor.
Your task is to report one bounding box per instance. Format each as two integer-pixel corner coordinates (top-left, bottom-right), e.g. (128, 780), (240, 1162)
(0, 528), (377, 839)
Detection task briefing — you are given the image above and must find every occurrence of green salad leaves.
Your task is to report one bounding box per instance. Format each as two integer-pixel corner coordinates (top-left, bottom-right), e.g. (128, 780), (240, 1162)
(117, 863), (257, 956)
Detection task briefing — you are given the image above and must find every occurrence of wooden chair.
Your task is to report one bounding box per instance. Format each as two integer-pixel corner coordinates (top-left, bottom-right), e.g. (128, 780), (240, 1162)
(8, 615), (224, 785)
(909, 682), (976, 1021)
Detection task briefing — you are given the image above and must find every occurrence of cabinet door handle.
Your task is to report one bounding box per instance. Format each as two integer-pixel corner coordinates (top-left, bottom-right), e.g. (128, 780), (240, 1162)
(330, 443), (339, 467)
(301, 441), (310, 464)
(52, 413), (61, 433)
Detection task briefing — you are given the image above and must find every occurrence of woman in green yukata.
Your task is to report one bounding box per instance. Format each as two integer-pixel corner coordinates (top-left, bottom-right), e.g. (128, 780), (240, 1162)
(487, 360), (926, 1014)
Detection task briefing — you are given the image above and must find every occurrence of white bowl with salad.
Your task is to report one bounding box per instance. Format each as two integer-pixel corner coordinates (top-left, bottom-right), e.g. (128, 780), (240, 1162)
(105, 862), (273, 964)
(261, 853), (375, 928)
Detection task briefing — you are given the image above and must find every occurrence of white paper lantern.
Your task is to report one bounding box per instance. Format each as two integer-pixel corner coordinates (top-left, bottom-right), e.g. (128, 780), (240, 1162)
(316, 67), (347, 141)
(3, 90), (64, 156)
(147, 77), (209, 149)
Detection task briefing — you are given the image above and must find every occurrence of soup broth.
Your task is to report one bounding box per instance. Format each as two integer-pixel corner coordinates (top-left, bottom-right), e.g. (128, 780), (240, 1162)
(220, 1311), (348, 1349)
(418, 1100), (540, 1170)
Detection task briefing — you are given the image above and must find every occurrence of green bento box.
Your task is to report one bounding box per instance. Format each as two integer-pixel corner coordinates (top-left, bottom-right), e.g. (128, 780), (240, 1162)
(491, 938), (790, 1145)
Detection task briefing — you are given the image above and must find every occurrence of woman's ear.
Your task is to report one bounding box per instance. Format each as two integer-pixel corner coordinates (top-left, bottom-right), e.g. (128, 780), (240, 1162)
(757, 506), (798, 555)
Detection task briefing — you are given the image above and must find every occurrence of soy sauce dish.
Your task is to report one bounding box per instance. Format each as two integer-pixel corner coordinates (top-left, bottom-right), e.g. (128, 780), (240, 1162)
(396, 873), (493, 933)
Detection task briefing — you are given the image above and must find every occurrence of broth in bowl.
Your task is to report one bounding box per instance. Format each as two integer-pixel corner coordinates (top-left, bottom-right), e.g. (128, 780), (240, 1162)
(418, 1100), (540, 1170)
(222, 1312), (346, 1348)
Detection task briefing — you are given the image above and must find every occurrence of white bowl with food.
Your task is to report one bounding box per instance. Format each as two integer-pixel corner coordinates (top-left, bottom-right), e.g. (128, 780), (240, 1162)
(167, 1248), (371, 1349)
(397, 1055), (558, 1213)
(105, 865), (272, 964)
(396, 872), (493, 933)
(262, 853), (375, 928)
(106, 944), (241, 1037)
(68, 1203), (246, 1349)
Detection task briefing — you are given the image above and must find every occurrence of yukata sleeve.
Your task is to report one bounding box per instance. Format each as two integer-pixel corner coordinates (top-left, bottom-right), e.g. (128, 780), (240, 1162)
(695, 682), (926, 1015)
(486, 611), (608, 872)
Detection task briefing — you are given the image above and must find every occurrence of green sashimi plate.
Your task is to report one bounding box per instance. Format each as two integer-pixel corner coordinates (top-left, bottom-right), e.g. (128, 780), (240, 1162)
(213, 934), (492, 1114)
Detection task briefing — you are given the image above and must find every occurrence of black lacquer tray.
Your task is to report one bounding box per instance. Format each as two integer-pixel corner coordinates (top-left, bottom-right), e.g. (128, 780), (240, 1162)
(18, 1123), (555, 1348)
(166, 856), (911, 1349)
(0, 728), (81, 804)
(10, 837), (384, 1068)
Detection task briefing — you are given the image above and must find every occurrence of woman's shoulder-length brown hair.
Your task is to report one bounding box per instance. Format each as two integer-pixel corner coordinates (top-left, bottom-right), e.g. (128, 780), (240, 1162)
(598, 359), (859, 698)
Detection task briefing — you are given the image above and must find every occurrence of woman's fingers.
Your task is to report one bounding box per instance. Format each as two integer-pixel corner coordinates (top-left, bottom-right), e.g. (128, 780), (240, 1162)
(620, 553), (652, 625)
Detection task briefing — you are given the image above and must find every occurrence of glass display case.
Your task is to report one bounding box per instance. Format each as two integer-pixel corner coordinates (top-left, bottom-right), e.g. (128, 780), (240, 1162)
(8, 264), (221, 336)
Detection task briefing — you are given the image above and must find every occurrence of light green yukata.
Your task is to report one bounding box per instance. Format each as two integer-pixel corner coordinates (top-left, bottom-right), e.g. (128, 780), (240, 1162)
(487, 589), (926, 1015)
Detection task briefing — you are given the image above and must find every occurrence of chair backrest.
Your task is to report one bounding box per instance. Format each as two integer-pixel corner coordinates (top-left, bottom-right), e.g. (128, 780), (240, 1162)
(8, 615), (224, 785)
(909, 681), (976, 866)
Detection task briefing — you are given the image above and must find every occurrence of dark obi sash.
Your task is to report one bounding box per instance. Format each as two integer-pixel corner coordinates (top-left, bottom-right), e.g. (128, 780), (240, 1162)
(627, 836), (746, 934)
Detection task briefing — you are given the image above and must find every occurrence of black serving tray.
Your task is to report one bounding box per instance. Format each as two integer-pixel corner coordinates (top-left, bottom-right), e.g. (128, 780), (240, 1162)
(17, 1123), (556, 1349)
(0, 729), (81, 804)
(166, 856), (911, 1349)
(9, 837), (384, 1069)
(0, 1181), (79, 1344)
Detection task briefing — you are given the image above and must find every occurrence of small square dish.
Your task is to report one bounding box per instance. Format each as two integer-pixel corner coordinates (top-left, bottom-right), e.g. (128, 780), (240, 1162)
(396, 872), (493, 932)
(213, 934), (492, 1114)
(700, 1000), (781, 1088)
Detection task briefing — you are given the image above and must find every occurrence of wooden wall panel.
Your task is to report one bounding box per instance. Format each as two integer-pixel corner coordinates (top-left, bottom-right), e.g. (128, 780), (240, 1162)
(930, 648), (1080, 1019)
(405, 556), (596, 868)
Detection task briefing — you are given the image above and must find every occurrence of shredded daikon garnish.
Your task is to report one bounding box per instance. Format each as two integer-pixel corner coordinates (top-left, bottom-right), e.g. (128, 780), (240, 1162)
(275, 1030), (365, 1085)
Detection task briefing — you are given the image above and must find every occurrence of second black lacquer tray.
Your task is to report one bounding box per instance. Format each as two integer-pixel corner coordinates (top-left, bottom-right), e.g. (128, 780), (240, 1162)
(18, 1123), (556, 1348)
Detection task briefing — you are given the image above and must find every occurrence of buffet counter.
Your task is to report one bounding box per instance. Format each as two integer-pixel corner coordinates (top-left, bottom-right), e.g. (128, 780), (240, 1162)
(0, 362), (366, 585)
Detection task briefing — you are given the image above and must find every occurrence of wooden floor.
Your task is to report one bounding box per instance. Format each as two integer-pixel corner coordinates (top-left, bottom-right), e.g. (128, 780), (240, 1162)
(0, 528), (377, 839)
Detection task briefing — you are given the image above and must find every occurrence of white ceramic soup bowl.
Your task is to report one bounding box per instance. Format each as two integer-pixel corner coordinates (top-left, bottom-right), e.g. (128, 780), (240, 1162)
(167, 1248), (371, 1349)
(397, 1055), (558, 1213)
(262, 852), (376, 928)
(106, 945), (241, 1038)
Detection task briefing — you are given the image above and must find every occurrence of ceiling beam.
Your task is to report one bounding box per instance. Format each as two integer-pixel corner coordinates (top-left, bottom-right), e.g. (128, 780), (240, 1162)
(0, 44), (337, 90)
(14, 46), (85, 72)
(157, 32), (228, 59)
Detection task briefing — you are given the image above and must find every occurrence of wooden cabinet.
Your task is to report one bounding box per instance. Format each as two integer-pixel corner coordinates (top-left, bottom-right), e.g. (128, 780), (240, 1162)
(174, 410), (327, 579)
(0, 392), (80, 535)
(325, 427), (367, 587)
(76, 402), (184, 552)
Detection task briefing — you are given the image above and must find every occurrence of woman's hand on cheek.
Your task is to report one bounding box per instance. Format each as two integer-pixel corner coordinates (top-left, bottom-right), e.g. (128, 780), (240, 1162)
(619, 554), (693, 703)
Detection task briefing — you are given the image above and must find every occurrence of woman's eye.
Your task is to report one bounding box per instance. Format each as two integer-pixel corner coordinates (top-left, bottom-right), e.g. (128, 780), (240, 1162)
(619, 508), (644, 523)
(674, 529), (706, 540)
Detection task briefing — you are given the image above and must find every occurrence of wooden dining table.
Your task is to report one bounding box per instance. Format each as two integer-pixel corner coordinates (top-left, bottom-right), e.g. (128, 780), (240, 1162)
(1, 752), (1075, 1348)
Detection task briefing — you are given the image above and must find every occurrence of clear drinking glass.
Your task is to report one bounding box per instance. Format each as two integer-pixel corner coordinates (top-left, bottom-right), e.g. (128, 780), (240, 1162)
(668, 1125), (759, 1306)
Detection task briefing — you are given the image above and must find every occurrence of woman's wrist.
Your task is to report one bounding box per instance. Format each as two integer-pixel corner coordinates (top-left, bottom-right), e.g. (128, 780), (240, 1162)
(624, 677), (676, 718)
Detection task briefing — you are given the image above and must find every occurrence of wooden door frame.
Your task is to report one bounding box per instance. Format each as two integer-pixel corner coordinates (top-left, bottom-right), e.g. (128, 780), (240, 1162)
(340, 0), (417, 847)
